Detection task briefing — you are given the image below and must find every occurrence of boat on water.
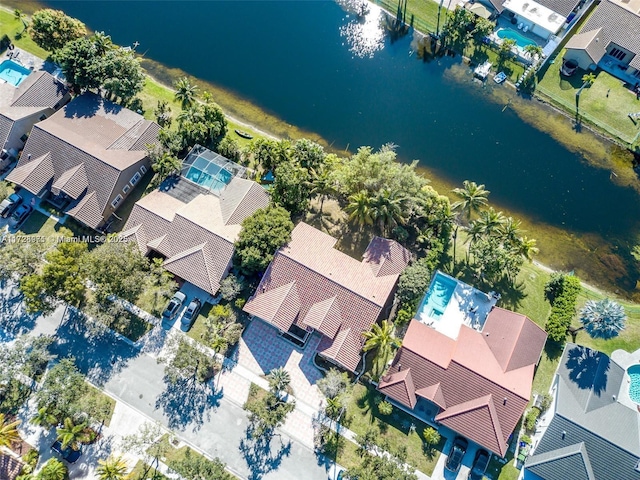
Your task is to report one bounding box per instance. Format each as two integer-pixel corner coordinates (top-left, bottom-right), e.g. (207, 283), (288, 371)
(473, 61), (492, 81)
(235, 129), (254, 139)
(494, 72), (507, 84)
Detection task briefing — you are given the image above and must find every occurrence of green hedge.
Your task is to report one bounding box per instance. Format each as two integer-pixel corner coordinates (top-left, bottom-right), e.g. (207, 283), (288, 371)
(544, 275), (581, 343)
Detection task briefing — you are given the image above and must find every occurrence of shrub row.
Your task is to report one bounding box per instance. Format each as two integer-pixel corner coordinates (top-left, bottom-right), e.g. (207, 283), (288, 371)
(544, 274), (581, 343)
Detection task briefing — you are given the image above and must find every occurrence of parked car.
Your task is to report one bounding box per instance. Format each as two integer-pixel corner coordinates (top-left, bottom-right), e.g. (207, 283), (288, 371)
(51, 440), (82, 464)
(0, 193), (22, 218)
(468, 449), (490, 480)
(445, 436), (468, 474)
(11, 204), (32, 225)
(181, 298), (202, 331)
(162, 291), (187, 323)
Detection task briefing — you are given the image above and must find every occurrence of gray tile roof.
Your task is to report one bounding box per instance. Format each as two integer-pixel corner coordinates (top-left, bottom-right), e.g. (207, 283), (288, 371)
(0, 114), (12, 151)
(525, 344), (640, 480)
(11, 71), (69, 108)
(570, 0), (640, 69)
(6, 93), (158, 229)
(526, 442), (595, 480)
(535, 0), (582, 18)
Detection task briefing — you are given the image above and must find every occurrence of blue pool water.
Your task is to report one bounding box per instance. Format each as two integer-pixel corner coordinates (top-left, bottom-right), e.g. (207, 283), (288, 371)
(417, 272), (458, 322)
(496, 28), (537, 49)
(628, 365), (640, 403)
(0, 60), (31, 87)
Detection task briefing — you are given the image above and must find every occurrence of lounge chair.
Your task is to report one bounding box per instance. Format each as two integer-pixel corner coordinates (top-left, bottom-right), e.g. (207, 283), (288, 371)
(523, 25), (529, 32)
(517, 22), (523, 29)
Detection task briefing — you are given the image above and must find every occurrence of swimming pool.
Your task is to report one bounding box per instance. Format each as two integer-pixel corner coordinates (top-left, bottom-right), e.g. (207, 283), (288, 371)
(417, 272), (458, 323)
(628, 365), (640, 403)
(0, 60), (31, 87)
(496, 28), (537, 49)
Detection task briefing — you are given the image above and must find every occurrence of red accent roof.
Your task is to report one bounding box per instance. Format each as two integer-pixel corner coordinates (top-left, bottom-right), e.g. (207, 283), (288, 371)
(244, 222), (411, 372)
(379, 368), (418, 409)
(379, 315), (546, 457)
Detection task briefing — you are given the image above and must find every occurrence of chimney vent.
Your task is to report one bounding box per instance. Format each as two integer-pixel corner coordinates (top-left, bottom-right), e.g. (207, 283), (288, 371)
(562, 431), (566, 440)
(503, 397), (507, 405)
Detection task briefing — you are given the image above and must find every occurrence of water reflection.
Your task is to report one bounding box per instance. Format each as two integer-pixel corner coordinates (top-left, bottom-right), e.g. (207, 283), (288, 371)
(338, 0), (385, 57)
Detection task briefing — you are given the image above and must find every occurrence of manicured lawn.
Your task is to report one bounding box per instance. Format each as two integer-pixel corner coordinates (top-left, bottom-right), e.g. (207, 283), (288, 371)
(17, 210), (97, 244)
(344, 382), (444, 475)
(373, 0), (440, 34)
(128, 460), (169, 480)
(0, 8), (49, 59)
(536, 50), (640, 145)
(185, 302), (214, 344)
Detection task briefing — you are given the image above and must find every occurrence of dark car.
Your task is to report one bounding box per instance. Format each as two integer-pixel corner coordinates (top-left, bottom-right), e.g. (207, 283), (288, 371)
(445, 436), (468, 474)
(0, 193), (22, 218)
(181, 298), (202, 331)
(162, 291), (187, 323)
(51, 440), (82, 463)
(11, 204), (32, 225)
(468, 449), (490, 480)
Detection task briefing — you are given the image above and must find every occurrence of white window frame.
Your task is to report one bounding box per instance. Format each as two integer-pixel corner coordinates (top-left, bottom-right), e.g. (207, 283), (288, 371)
(122, 184), (131, 195)
(130, 172), (142, 186)
(111, 194), (123, 208)
(140, 165), (147, 174)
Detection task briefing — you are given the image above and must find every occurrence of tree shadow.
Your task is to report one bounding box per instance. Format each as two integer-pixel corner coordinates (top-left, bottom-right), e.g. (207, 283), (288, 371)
(154, 376), (222, 432)
(239, 426), (292, 480)
(564, 345), (609, 394)
(0, 282), (38, 336)
(544, 340), (563, 362)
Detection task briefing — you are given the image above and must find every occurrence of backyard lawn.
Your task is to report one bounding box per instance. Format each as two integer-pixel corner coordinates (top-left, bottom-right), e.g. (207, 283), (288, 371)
(344, 382), (444, 475)
(536, 50), (640, 145)
(373, 0), (441, 34)
(0, 7), (49, 59)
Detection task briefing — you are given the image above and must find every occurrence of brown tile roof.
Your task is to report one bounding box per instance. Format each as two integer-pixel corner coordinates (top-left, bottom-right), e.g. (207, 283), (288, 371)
(0, 453), (23, 480)
(378, 368), (418, 409)
(535, 0), (582, 17)
(6, 93), (157, 229)
(570, 0), (640, 69)
(50, 164), (88, 200)
(6, 152), (54, 194)
(244, 222), (410, 372)
(122, 178), (268, 295)
(378, 316), (546, 456)
(363, 236), (414, 277)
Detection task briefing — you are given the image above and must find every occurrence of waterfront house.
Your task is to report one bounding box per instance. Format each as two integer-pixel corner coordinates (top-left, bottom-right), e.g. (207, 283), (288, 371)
(524, 344), (640, 480)
(0, 69), (70, 159)
(243, 222), (411, 373)
(563, 0), (640, 85)
(121, 145), (269, 300)
(378, 272), (546, 457)
(6, 93), (158, 230)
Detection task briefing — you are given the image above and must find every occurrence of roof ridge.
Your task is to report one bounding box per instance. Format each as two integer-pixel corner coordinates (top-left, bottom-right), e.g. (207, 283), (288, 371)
(173, 210), (234, 246)
(453, 359), (530, 401)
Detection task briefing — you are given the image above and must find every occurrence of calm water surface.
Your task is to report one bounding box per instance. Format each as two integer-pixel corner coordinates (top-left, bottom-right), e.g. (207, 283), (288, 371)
(40, 0), (640, 292)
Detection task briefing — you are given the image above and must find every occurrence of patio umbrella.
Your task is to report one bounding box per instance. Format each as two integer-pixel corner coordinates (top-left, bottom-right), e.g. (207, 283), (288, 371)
(467, 3), (493, 19)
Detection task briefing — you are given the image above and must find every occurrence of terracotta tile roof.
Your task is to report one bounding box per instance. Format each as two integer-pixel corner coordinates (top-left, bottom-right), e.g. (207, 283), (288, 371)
(122, 178), (268, 295)
(50, 164), (88, 200)
(6, 93), (157, 229)
(363, 236), (414, 277)
(0, 454), (23, 480)
(379, 317), (546, 456)
(378, 368), (418, 409)
(244, 222), (410, 372)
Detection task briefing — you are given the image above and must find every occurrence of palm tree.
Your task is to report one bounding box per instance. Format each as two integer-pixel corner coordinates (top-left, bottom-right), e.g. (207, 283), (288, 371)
(523, 44), (543, 62)
(0, 413), (20, 448)
(56, 417), (91, 451)
(345, 191), (374, 227)
(579, 299), (627, 339)
(92, 31), (114, 55)
(309, 166), (335, 215)
(267, 367), (291, 395)
(463, 220), (485, 263)
(581, 72), (596, 86)
(151, 151), (182, 182)
(37, 459), (68, 480)
(173, 77), (199, 110)
(498, 217), (522, 246)
(14, 9), (28, 33)
(97, 455), (128, 480)
(362, 320), (401, 380)
(371, 189), (408, 236)
(30, 406), (57, 429)
(476, 207), (506, 237)
(451, 180), (490, 223)
(515, 236), (539, 261)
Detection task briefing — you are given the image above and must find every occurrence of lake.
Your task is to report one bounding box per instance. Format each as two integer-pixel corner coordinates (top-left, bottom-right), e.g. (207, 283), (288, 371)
(35, 0), (640, 295)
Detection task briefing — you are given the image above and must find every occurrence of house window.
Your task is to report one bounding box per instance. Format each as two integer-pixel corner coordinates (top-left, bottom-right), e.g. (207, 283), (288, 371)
(130, 172), (142, 186)
(633, 70), (640, 79)
(111, 194), (123, 208)
(140, 165), (147, 174)
(122, 184), (131, 195)
(610, 47), (626, 61)
(20, 134), (28, 142)
(39, 114), (47, 121)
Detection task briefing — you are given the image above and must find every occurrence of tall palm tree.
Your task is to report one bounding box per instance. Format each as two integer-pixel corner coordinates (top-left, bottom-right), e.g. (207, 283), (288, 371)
(476, 207), (506, 237)
(523, 44), (543, 62)
(463, 221), (485, 263)
(151, 151), (182, 182)
(498, 217), (522, 246)
(0, 413), (20, 448)
(309, 166), (335, 215)
(173, 77), (199, 110)
(451, 180), (490, 223)
(92, 31), (114, 55)
(581, 72), (596, 86)
(56, 417), (90, 451)
(579, 299), (626, 339)
(30, 406), (57, 429)
(37, 459), (68, 480)
(345, 191), (374, 227)
(515, 236), (539, 261)
(371, 189), (408, 236)
(267, 367), (291, 396)
(362, 320), (401, 380)
(97, 455), (128, 480)
(14, 9), (28, 33)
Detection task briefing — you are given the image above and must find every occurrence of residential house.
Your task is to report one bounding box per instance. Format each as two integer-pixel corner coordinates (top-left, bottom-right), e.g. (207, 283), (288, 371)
(243, 222), (412, 373)
(524, 344), (640, 480)
(121, 146), (269, 298)
(6, 93), (159, 230)
(563, 0), (640, 84)
(0, 453), (23, 480)
(501, 0), (585, 40)
(0, 70), (70, 160)
(378, 272), (547, 457)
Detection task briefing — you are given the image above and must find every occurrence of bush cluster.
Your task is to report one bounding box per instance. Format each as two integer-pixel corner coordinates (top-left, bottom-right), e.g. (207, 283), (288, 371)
(544, 274), (580, 343)
(524, 407), (540, 433)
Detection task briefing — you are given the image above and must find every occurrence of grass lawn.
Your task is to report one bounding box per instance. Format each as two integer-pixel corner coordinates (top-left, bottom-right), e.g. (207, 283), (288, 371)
(536, 50), (640, 145)
(373, 0), (441, 34)
(185, 302), (214, 344)
(0, 7), (49, 59)
(128, 460), (169, 480)
(344, 382), (444, 475)
(112, 312), (153, 342)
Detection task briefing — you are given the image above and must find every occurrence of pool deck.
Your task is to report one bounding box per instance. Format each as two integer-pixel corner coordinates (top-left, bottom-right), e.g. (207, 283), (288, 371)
(417, 273), (498, 340)
(611, 347), (640, 410)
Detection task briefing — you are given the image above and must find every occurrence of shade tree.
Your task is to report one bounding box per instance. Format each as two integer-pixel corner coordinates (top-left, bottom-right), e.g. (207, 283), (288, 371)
(29, 9), (86, 52)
